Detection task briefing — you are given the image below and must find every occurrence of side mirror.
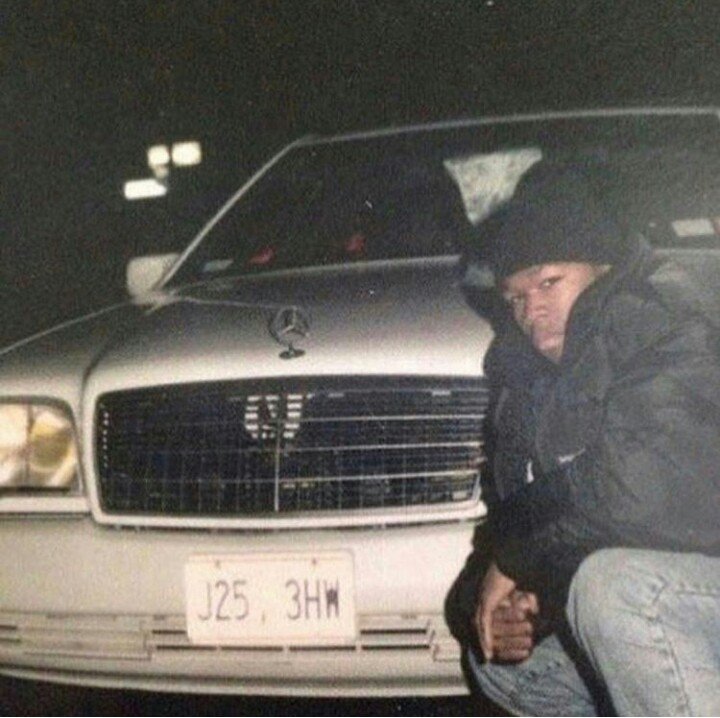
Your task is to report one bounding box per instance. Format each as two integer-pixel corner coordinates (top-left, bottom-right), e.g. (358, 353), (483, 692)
(126, 253), (180, 298)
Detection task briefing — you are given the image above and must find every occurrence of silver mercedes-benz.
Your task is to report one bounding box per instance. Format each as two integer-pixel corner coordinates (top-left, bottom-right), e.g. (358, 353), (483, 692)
(1, 108), (718, 695)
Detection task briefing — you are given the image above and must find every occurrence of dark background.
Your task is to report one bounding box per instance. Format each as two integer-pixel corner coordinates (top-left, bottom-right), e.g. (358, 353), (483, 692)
(6, 0), (720, 344)
(3, 1), (719, 713)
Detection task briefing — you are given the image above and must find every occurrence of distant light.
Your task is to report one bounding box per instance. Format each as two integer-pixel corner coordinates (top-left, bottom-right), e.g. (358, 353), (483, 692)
(123, 178), (168, 200)
(172, 141), (202, 166)
(147, 144), (171, 170)
(672, 218), (715, 238)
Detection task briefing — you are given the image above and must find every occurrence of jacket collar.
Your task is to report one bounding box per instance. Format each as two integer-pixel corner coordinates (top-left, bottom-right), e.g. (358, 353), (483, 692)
(559, 235), (655, 367)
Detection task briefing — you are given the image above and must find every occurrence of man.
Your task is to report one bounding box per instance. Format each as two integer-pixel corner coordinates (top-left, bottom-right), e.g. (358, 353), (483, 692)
(447, 163), (720, 716)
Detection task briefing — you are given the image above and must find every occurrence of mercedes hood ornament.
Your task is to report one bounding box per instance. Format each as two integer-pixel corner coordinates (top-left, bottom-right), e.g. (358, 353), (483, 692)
(268, 305), (310, 359)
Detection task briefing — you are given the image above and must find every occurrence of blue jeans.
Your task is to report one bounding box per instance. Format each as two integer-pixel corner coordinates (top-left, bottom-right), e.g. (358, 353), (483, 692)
(468, 548), (720, 716)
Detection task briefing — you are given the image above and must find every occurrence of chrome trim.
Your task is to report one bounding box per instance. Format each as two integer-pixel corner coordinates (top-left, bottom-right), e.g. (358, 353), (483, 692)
(307, 106), (720, 145)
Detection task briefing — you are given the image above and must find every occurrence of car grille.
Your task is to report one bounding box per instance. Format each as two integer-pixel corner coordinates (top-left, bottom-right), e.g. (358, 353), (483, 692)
(96, 378), (487, 518)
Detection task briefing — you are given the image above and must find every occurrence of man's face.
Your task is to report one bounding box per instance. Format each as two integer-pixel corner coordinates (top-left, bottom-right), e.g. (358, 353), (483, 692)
(501, 262), (607, 363)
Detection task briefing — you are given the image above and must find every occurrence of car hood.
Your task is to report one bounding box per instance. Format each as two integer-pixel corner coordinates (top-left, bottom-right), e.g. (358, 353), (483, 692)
(1, 260), (495, 403)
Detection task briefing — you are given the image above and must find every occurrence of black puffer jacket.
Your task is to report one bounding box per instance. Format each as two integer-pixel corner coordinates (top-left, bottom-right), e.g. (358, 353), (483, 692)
(448, 238), (720, 637)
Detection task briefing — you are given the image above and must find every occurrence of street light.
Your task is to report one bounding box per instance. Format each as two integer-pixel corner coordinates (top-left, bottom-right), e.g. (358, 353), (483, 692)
(171, 141), (202, 166)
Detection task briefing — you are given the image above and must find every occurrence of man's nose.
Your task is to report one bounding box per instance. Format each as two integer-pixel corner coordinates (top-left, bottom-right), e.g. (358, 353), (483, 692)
(522, 292), (547, 325)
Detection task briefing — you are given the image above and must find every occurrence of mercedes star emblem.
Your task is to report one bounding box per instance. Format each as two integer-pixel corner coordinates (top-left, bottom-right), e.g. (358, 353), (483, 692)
(268, 306), (310, 359)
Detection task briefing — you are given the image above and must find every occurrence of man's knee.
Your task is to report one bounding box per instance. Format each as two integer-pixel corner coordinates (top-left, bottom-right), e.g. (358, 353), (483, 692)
(565, 549), (720, 715)
(566, 547), (720, 648)
(565, 548), (664, 645)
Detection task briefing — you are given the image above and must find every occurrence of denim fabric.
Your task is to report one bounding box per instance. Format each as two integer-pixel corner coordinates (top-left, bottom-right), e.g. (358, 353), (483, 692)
(567, 548), (720, 716)
(469, 548), (720, 716)
(468, 633), (601, 716)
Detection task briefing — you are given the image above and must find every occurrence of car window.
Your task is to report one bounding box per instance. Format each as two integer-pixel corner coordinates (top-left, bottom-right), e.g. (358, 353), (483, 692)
(168, 114), (720, 286)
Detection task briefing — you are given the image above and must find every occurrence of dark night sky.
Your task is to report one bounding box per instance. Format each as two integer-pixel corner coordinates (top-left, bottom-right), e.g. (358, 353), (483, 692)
(5, 0), (720, 341)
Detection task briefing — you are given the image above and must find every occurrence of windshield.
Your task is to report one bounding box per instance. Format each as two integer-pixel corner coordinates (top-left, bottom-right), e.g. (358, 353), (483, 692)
(169, 113), (720, 286)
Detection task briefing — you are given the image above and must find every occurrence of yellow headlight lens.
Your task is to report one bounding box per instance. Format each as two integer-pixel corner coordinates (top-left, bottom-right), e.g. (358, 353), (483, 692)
(0, 404), (78, 490)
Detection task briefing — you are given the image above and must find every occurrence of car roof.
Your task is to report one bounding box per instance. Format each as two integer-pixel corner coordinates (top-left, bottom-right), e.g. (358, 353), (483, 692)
(300, 106), (720, 146)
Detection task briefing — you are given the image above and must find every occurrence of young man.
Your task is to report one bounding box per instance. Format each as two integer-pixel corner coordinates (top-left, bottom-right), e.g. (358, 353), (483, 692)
(449, 164), (720, 716)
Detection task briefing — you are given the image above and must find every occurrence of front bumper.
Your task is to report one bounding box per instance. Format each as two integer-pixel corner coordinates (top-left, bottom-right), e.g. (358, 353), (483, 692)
(0, 517), (480, 696)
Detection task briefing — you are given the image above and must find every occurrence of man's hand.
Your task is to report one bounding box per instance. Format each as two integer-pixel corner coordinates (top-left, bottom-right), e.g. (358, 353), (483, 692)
(487, 590), (538, 662)
(475, 562), (538, 662)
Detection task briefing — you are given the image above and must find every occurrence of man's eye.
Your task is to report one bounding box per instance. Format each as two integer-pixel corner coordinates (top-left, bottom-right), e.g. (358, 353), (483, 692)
(540, 276), (561, 289)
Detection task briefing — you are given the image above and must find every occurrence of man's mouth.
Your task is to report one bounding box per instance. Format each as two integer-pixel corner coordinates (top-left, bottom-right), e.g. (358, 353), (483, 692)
(530, 328), (564, 361)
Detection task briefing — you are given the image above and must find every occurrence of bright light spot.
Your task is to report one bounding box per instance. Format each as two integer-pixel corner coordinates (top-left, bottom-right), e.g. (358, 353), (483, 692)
(0, 405), (28, 488)
(0, 405), (28, 453)
(672, 218), (715, 238)
(147, 144), (171, 170)
(123, 178), (168, 200)
(172, 141), (202, 166)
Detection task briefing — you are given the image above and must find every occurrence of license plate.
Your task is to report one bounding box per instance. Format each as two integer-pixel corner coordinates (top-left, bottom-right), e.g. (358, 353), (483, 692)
(184, 551), (357, 645)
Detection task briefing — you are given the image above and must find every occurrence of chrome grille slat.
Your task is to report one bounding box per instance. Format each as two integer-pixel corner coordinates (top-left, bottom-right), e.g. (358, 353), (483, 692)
(282, 441), (482, 453)
(274, 414), (487, 422)
(96, 378), (487, 517)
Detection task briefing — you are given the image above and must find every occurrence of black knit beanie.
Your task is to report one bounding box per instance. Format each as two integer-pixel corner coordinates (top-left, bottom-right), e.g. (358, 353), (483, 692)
(472, 163), (630, 280)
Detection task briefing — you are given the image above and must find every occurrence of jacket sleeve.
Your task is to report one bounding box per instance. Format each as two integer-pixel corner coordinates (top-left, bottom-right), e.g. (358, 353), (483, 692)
(444, 525), (493, 650)
(492, 294), (720, 600)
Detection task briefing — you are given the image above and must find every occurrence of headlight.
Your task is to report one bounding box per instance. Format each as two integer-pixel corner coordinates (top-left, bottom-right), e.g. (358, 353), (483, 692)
(0, 403), (78, 490)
